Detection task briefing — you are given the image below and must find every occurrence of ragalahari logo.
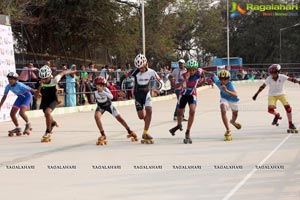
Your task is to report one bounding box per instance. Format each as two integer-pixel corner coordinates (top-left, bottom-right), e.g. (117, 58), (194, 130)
(230, 2), (247, 19)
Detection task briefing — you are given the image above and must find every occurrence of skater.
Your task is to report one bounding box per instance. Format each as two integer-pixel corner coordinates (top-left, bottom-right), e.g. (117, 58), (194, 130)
(252, 64), (299, 133)
(168, 59), (188, 121)
(169, 59), (205, 144)
(206, 70), (241, 141)
(36, 65), (76, 142)
(93, 76), (137, 145)
(0, 72), (34, 136)
(130, 54), (164, 144)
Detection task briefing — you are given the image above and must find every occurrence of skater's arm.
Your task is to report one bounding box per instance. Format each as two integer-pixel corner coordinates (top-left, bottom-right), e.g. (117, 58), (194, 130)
(59, 68), (77, 77)
(174, 72), (189, 88)
(203, 70), (215, 77)
(0, 94), (8, 109)
(103, 88), (114, 99)
(35, 82), (43, 99)
(287, 77), (300, 84)
(221, 84), (238, 98)
(252, 83), (266, 100)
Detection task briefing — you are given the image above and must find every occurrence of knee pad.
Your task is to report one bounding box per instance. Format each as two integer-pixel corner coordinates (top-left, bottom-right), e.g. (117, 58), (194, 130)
(268, 107), (275, 114)
(284, 105), (292, 113)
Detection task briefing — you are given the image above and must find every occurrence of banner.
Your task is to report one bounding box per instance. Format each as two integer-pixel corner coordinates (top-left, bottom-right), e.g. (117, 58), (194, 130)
(0, 24), (16, 122)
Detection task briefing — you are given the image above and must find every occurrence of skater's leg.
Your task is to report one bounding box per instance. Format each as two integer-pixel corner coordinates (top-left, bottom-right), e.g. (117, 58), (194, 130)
(187, 104), (196, 131)
(174, 90), (180, 117)
(19, 105), (29, 123)
(177, 108), (184, 125)
(143, 106), (152, 131)
(284, 105), (293, 125)
(137, 109), (145, 120)
(10, 107), (19, 127)
(94, 111), (104, 132)
(231, 110), (238, 123)
(268, 106), (278, 116)
(115, 114), (131, 132)
(44, 108), (54, 132)
(220, 104), (230, 131)
(230, 110), (241, 129)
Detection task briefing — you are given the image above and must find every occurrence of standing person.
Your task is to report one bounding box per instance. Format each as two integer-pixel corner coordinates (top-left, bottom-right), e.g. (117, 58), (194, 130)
(65, 64), (77, 107)
(130, 54), (164, 144)
(93, 76), (137, 145)
(169, 59), (205, 144)
(0, 72), (34, 136)
(168, 59), (188, 121)
(36, 65), (76, 143)
(206, 70), (241, 141)
(79, 65), (88, 105)
(18, 63), (39, 110)
(122, 73), (134, 100)
(252, 64), (299, 133)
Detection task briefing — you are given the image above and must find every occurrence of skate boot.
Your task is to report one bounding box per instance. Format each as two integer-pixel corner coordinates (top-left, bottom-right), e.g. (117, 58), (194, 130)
(272, 114), (282, 126)
(224, 130), (232, 141)
(41, 132), (52, 143)
(287, 123), (298, 134)
(50, 121), (59, 133)
(169, 124), (183, 136)
(230, 120), (242, 129)
(23, 123), (32, 136)
(141, 133), (154, 144)
(8, 128), (22, 137)
(127, 131), (138, 142)
(96, 135), (108, 145)
(183, 131), (192, 144)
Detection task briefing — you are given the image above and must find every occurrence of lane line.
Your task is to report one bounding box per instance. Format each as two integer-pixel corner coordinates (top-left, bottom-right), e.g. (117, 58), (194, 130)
(222, 134), (292, 200)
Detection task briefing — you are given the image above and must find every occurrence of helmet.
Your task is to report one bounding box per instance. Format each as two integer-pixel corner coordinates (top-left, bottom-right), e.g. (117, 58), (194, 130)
(39, 65), (52, 79)
(94, 76), (107, 85)
(178, 59), (185, 64)
(268, 64), (281, 73)
(134, 53), (147, 68)
(218, 70), (231, 79)
(7, 72), (19, 79)
(186, 59), (198, 69)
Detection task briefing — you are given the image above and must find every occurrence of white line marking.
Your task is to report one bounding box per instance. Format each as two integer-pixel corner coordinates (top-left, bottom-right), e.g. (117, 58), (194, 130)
(222, 134), (292, 200)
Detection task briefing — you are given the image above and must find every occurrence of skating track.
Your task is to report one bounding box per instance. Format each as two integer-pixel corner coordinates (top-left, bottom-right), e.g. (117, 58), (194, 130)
(0, 81), (300, 200)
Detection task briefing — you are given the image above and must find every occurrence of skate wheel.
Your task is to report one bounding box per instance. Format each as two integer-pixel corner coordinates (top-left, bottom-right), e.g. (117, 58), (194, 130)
(287, 130), (291, 133)
(8, 133), (14, 137)
(224, 136), (232, 141)
(23, 132), (30, 136)
(183, 139), (187, 144)
(104, 141), (108, 145)
(16, 133), (22, 136)
(131, 137), (138, 142)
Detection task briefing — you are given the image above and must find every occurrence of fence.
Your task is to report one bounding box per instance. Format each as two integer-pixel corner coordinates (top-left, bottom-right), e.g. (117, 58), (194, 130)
(2, 65), (299, 110)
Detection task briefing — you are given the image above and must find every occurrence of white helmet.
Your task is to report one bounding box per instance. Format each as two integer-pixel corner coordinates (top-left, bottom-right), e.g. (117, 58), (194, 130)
(178, 59), (185, 64)
(134, 53), (147, 68)
(7, 72), (19, 79)
(39, 65), (52, 79)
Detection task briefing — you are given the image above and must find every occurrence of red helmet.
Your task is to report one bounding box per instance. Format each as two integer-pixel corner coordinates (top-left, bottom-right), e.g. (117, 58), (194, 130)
(94, 76), (107, 85)
(268, 64), (281, 73)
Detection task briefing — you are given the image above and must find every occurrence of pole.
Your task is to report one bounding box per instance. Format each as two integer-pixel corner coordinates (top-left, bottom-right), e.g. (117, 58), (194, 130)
(141, 0), (145, 56)
(226, 0), (230, 70)
(279, 30), (282, 64)
(279, 22), (300, 64)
